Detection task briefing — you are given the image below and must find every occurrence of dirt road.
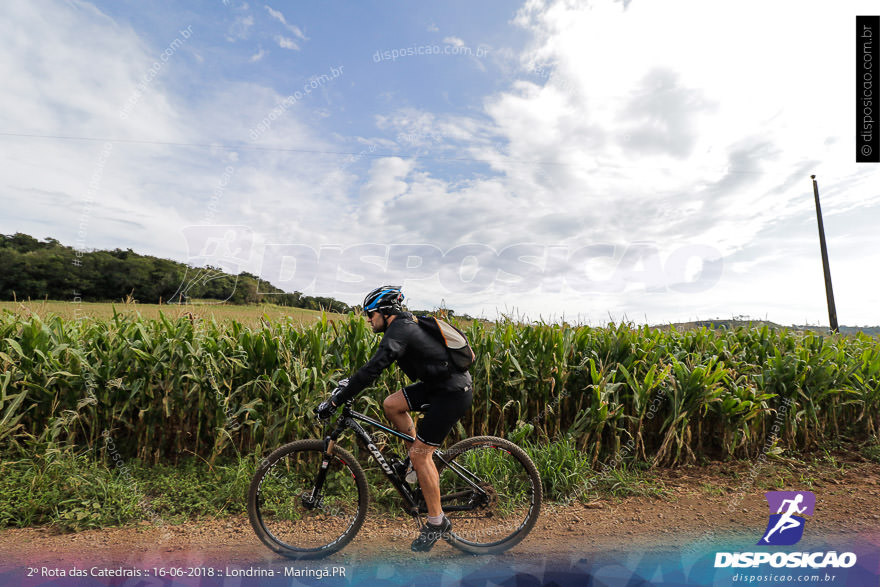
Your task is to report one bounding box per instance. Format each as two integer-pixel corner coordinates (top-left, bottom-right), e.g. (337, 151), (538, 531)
(2, 459), (879, 585)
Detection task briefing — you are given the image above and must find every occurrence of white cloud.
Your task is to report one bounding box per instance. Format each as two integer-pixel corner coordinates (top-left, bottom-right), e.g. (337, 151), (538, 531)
(477, 0), (878, 323)
(443, 36), (465, 47)
(358, 157), (414, 221)
(349, 0), (880, 325)
(427, 23), (439, 32)
(275, 35), (299, 51)
(265, 5), (308, 40)
(4, 0), (879, 326)
(227, 14), (253, 41)
(249, 46), (267, 62)
(0, 0), (343, 280)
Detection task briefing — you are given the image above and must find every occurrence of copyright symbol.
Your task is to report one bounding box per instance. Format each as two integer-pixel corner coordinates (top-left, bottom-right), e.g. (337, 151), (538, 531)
(862, 145), (873, 157)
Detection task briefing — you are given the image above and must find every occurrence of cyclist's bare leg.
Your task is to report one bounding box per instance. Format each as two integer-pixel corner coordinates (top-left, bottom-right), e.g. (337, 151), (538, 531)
(383, 390), (415, 451)
(409, 439), (441, 518)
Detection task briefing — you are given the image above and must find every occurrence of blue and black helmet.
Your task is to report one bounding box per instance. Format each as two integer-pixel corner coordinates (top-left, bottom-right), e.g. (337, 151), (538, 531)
(363, 285), (404, 315)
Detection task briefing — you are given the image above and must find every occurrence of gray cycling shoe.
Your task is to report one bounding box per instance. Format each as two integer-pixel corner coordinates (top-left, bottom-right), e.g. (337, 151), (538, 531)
(411, 516), (452, 552)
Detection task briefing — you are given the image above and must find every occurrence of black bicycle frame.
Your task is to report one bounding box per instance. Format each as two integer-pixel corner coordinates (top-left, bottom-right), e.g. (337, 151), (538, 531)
(317, 404), (489, 516)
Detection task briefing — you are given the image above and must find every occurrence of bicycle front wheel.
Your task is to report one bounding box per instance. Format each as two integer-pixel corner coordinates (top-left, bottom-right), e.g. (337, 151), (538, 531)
(435, 436), (542, 555)
(247, 439), (368, 559)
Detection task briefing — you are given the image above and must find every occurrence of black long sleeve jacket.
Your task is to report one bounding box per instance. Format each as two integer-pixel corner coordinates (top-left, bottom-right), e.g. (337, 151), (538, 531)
(335, 312), (458, 403)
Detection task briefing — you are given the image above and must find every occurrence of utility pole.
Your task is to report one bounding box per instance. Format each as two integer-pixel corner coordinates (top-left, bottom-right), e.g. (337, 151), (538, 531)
(810, 175), (839, 333)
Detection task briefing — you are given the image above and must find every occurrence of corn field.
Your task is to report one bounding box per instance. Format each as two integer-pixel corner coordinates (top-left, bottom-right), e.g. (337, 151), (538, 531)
(1, 310), (878, 467)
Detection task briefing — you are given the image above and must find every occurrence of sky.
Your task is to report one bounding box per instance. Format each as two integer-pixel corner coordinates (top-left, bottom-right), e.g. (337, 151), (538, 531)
(1, 0), (878, 326)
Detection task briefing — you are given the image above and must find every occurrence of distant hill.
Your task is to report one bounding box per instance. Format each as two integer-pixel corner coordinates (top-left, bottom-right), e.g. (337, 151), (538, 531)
(792, 324), (880, 336)
(0, 232), (351, 312)
(664, 317), (880, 337)
(680, 319), (784, 330)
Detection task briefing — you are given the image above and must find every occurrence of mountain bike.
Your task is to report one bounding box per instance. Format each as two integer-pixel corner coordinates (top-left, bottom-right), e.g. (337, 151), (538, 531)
(247, 398), (543, 559)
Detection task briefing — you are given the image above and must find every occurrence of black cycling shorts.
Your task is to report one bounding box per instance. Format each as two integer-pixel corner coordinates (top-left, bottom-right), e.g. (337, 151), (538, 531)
(402, 374), (473, 447)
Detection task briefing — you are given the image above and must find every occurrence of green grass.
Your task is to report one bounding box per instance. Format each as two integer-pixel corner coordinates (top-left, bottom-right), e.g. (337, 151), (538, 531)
(1, 439), (669, 532)
(706, 443), (857, 493)
(523, 437), (667, 502)
(862, 438), (880, 463)
(589, 465), (667, 499)
(0, 447), (255, 531)
(525, 436), (593, 503)
(699, 483), (727, 496)
(6, 438), (871, 532)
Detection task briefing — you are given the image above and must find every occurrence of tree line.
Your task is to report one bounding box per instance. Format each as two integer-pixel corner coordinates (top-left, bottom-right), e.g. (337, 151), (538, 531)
(0, 233), (351, 312)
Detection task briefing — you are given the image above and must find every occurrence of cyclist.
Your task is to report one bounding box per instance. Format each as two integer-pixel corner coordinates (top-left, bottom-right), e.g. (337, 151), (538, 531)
(316, 285), (474, 552)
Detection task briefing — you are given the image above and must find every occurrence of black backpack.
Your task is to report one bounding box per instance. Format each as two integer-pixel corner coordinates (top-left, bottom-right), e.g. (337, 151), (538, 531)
(416, 316), (476, 372)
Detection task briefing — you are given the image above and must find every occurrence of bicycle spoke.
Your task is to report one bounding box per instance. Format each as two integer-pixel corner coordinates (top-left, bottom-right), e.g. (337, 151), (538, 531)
(248, 439), (368, 558)
(436, 439), (540, 549)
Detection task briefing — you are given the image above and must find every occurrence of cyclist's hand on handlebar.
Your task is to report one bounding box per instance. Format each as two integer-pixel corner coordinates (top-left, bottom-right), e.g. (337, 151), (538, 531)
(315, 397), (337, 420)
(334, 378), (350, 395)
(315, 379), (350, 419)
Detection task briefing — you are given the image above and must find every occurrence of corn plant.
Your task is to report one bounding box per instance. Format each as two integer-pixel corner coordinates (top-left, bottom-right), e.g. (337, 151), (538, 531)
(2, 309), (878, 468)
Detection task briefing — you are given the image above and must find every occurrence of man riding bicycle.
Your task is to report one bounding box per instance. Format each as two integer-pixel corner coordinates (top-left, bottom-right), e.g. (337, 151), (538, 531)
(316, 285), (474, 552)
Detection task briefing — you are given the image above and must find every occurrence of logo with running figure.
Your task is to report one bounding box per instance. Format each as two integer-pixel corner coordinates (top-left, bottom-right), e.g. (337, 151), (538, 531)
(759, 491), (815, 546)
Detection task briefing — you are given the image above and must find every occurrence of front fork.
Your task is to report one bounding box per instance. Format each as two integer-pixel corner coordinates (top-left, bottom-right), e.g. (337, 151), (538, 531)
(301, 435), (339, 510)
(305, 433), (425, 515)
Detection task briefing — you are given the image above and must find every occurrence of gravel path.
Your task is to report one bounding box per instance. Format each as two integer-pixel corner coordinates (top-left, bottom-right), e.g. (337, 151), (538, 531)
(2, 459), (878, 574)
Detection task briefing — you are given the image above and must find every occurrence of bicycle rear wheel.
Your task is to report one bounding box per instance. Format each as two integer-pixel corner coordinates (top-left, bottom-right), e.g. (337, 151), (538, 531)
(434, 435), (542, 555)
(247, 439), (368, 559)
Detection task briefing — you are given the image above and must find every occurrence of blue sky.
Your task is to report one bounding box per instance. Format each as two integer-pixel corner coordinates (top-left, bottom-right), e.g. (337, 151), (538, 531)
(2, 0), (879, 325)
